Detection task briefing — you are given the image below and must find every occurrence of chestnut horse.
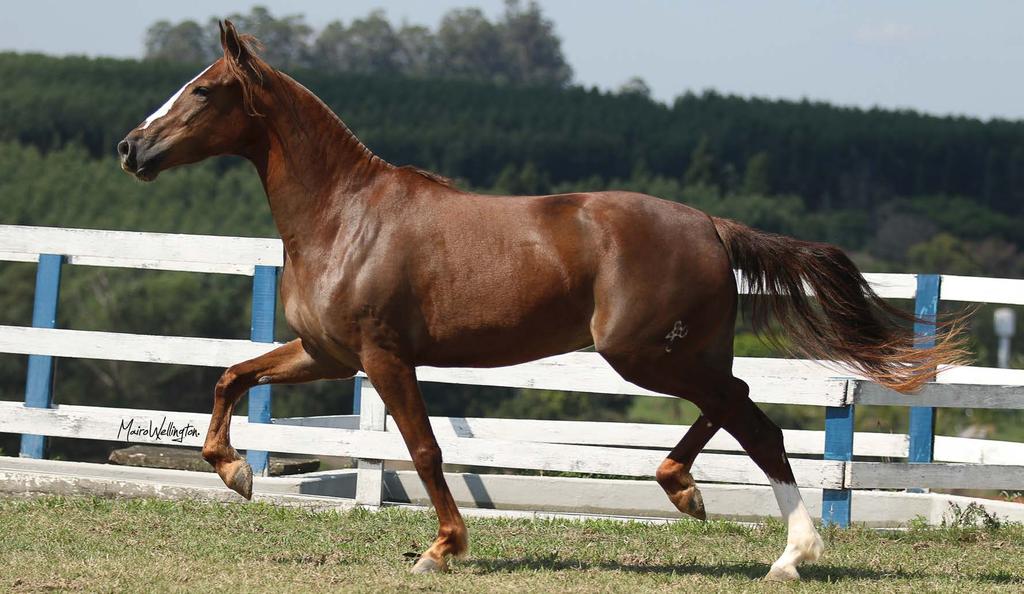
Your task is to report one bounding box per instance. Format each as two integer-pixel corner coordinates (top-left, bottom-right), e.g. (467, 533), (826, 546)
(118, 22), (965, 581)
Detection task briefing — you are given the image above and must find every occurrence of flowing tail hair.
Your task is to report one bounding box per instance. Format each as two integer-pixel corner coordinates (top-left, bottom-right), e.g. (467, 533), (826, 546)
(712, 217), (970, 393)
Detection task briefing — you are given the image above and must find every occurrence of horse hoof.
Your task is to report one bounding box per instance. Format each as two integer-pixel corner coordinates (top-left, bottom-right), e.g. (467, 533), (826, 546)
(411, 556), (446, 574)
(764, 564), (800, 582)
(223, 460), (253, 500)
(667, 485), (706, 521)
(685, 486), (707, 521)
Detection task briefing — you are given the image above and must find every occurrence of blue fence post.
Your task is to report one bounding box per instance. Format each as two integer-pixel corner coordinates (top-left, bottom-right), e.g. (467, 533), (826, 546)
(20, 254), (64, 459)
(909, 274), (940, 467)
(352, 375), (363, 415)
(822, 402), (854, 527)
(246, 265), (278, 476)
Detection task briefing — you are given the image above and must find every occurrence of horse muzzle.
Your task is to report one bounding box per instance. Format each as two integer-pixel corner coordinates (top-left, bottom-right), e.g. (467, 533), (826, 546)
(117, 136), (162, 182)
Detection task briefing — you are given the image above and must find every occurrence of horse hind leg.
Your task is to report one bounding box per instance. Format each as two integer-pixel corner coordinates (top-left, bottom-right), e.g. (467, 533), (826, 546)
(715, 377), (824, 581)
(601, 349), (822, 581)
(596, 347), (725, 521)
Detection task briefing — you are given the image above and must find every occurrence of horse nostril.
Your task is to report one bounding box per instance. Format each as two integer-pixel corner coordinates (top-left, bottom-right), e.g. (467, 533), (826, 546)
(118, 139), (137, 169)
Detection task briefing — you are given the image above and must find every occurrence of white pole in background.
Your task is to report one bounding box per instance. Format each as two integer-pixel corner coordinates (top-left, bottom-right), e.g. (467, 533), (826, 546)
(994, 307), (1016, 369)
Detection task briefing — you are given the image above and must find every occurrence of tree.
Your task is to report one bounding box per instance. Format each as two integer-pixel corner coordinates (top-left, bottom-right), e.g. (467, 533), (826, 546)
(907, 233), (979, 275)
(396, 24), (441, 77)
(618, 76), (652, 98)
(683, 135), (718, 188)
(313, 11), (403, 75)
(436, 8), (505, 82)
(517, 161), (549, 194)
(312, 21), (348, 71)
(493, 162), (549, 194)
(493, 163), (520, 194)
(144, 20), (217, 63)
(496, 0), (572, 86)
(870, 213), (938, 263)
(741, 151), (772, 195)
(971, 238), (1024, 278)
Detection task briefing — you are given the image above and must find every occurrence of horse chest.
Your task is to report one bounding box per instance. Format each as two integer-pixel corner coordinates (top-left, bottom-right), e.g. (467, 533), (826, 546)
(279, 264), (359, 356)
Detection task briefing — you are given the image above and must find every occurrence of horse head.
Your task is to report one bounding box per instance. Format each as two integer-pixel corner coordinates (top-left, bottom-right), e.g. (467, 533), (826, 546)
(118, 21), (266, 181)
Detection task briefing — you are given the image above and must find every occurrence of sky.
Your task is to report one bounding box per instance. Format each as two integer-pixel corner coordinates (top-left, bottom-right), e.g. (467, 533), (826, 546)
(3, 1), (1023, 121)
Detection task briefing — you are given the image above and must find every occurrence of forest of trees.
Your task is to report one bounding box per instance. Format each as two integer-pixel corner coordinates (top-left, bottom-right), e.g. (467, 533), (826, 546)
(4, 50), (1024, 276)
(1, 4), (1023, 460)
(144, 3), (572, 87)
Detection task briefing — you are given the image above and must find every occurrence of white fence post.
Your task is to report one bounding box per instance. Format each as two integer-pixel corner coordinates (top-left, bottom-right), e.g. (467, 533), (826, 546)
(354, 376), (386, 508)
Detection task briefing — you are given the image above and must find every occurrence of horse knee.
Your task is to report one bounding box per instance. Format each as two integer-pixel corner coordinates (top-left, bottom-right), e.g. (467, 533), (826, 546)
(411, 443), (443, 471)
(216, 367), (234, 392)
(215, 366), (245, 398)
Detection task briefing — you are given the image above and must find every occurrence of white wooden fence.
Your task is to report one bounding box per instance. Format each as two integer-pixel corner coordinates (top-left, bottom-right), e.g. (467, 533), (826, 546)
(1, 224), (1024, 526)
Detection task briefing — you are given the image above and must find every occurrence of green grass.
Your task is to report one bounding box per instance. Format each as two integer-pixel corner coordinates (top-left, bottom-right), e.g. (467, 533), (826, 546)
(1, 496), (1023, 592)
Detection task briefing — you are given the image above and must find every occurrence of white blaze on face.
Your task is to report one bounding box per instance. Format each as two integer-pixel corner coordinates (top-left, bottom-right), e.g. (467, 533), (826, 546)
(141, 64), (213, 129)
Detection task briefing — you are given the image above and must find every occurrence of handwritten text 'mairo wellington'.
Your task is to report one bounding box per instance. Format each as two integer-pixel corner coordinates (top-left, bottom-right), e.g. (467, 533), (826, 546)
(117, 417), (201, 443)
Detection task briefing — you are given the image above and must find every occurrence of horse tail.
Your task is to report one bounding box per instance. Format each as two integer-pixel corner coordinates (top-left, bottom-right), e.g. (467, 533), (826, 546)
(711, 216), (970, 393)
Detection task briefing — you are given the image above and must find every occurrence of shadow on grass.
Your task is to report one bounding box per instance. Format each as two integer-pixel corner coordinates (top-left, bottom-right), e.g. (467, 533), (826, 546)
(463, 556), (1017, 583)
(465, 557), (768, 579)
(269, 551), (1022, 584)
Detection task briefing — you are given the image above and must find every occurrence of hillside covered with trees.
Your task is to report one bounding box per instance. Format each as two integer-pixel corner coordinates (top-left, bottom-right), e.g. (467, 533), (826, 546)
(1, 4), (1023, 459)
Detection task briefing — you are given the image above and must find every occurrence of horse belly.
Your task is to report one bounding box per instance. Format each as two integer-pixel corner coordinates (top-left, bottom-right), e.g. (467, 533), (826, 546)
(414, 274), (595, 368)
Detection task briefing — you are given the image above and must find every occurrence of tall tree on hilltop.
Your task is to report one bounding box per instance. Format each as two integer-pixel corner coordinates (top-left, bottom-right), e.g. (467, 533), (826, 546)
(437, 8), (506, 82)
(144, 20), (217, 63)
(314, 11), (403, 75)
(618, 76), (652, 98)
(497, 0), (573, 86)
(396, 24), (442, 77)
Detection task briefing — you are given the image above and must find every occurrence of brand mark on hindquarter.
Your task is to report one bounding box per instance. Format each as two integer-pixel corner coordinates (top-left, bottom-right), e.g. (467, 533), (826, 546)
(664, 320), (689, 352)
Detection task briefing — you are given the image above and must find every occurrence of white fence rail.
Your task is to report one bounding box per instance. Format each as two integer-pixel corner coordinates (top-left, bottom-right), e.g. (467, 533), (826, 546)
(1, 224), (1024, 526)
(0, 224), (282, 275)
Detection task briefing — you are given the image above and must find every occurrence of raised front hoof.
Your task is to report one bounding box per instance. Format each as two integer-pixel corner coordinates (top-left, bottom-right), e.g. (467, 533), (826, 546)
(411, 555), (447, 574)
(682, 486), (707, 521)
(764, 564), (800, 582)
(219, 459), (253, 500)
(668, 485), (707, 521)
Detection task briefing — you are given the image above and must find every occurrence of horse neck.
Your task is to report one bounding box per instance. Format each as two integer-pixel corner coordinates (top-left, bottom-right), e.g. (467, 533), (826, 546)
(248, 71), (392, 255)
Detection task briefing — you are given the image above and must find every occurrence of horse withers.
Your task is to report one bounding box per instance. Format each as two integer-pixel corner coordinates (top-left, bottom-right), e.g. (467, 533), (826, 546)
(118, 21), (966, 581)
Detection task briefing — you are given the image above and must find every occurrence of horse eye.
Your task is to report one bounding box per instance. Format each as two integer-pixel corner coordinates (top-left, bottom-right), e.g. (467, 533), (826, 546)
(193, 86), (210, 98)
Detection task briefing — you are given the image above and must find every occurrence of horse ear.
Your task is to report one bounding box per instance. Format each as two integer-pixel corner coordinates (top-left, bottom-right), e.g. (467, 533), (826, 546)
(221, 20), (250, 65)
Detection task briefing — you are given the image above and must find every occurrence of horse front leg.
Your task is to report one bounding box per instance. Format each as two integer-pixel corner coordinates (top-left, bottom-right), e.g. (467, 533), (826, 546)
(656, 414), (719, 520)
(202, 338), (352, 498)
(361, 347), (467, 573)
